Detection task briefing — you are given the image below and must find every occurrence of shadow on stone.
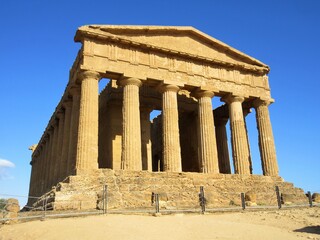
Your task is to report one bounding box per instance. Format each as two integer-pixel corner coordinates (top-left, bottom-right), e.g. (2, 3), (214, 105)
(294, 226), (320, 235)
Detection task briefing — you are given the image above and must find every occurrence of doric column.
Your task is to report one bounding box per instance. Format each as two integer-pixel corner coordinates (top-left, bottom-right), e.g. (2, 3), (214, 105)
(37, 146), (45, 196)
(60, 101), (72, 180)
(67, 87), (81, 175)
(253, 99), (279, 176)
(45, 129), (53, 191)
(243, 107), (253, 174)
(160, 84), (182, 172)
(28, 158), (36, 197)
(28, 157), (37, 198)
(222, 95), (251, 175)
(54, 112), (65, 184)
(195, 90), (219, 173)
(214, 117), (231, 174)
(118, 77), (142, 170)
(33, 153), (40, 196)
(75, 70), (100, 171)
(49, 120), (59, 188)
(40, 138), (48, 194)
(141, 107), (152, 171)
(35, 157), (40, 196)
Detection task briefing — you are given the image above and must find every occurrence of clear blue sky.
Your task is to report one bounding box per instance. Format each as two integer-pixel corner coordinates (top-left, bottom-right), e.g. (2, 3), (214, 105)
(0, 0), (319, 206)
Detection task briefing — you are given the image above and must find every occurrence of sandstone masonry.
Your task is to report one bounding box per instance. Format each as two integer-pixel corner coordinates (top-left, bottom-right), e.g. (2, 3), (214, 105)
(27, 25), (305, 210)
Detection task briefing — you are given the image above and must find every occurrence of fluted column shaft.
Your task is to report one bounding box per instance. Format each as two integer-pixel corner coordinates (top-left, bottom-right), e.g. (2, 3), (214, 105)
(76, 71), (100, 171)
(45, 130), (53, 191)
(223, 95), (251, 175)
(141, 107), (152, 171)
(254, 99), (279, 176)
(60, 101), (72, 179)
(215, 117), (231, 174)
(40, 139), (48, 194)
(37, 146), (45, 196)
(196, 91), (219, 173)
(54, 112), (65, 184)
(243, 108), (253, 174)
(49, 121), (59, 188)
(118, 78), (142, 170)
(28, 158), (37, 197)
(67, 87), (81, 175)
(161, 84), (182, 172)
(29, 156), (36, 197)
(33, 155), (40, 196)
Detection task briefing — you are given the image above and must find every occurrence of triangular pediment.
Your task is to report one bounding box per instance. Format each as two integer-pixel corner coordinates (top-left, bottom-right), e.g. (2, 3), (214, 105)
(75, 25), (269, 73)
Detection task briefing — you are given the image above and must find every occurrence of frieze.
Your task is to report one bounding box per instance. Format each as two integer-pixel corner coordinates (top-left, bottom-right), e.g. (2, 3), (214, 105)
(84, 41), (270, 93)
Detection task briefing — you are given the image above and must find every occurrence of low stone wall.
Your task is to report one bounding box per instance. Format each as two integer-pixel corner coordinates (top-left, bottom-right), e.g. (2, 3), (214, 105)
(39, 169), (308, 211)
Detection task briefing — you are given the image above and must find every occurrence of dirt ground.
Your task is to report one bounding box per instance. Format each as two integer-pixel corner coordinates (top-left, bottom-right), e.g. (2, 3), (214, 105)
(0, 207), (319, 240)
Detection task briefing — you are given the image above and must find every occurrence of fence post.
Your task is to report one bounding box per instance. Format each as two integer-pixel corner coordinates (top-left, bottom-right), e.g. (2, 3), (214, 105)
(307, 191), (313, 208)
(42, 196), (48, 219)
(275, 186), (282, 209)
(102, 185), (105, 214)
(240, 193), (246, 210)
(200, 186), (205, 214)
(103, 185), (108, 214)
(155, 194), (160, 213)
(41, 197), (45, 220)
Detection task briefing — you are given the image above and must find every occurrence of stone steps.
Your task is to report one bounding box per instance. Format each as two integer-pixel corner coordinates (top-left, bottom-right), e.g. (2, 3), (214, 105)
(41, 170), (308, 211)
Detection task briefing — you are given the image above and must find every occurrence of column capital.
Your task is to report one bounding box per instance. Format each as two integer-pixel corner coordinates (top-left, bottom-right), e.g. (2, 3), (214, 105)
(47, 127), (54, 136)
(69, 85), (81, 96)
(158, 84), (180, 93)
(214, 116), (229, 126)
(62, 100), (73, 109)
(192, 89), (215, 99)
(56, 111), (65, 120)
(222, 94), (245, 104)
(242, 107), (252, 117)
(253, 99), (272, 108)
(117, 77), (142, 87)
(48, 119), (58, 130)
(78, 70), (101, 82)
(51, 118), (59, 127)
(43, 134), (49, 141)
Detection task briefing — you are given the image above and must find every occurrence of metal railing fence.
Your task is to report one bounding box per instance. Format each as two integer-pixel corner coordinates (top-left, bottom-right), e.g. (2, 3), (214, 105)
(1, 186), (319, 223)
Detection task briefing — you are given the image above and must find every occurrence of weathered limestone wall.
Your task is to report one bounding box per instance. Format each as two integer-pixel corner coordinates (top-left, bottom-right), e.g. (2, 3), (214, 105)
(50, 170), (307, 211)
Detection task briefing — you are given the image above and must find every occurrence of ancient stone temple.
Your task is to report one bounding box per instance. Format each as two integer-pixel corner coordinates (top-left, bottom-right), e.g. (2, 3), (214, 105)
(28, 25), (306, 210)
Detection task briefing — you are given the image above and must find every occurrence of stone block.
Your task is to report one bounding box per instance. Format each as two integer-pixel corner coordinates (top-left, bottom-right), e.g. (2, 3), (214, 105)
(5, 198), (20, 213)
(281, 193), (295, 205)
(245, 191), (257, 202)
(152, 192), (168, 202)
(245, 201), (257, 206)
(312, 193), (320, 202)
(3, 212), (19, 224)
